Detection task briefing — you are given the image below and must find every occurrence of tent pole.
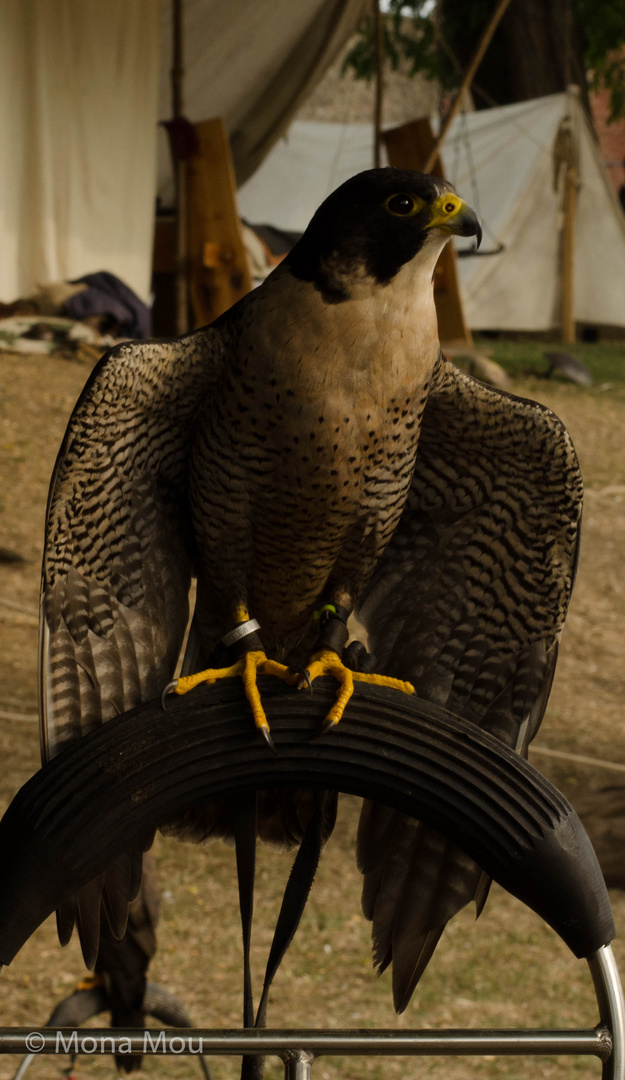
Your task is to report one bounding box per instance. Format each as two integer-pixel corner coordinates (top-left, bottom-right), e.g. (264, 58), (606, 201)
(561, 157), (577, 344)
(172, 0), (189, 335)
(373, 0), (383, 168)
(560, 87), (580, 345)
(423, 0), (513, 173)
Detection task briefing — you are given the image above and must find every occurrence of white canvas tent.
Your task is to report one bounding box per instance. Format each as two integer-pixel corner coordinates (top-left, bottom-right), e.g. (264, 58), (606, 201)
(443, 92), (625, 331)
(237, 93), (625, 332)
(0, 0), (365, 305)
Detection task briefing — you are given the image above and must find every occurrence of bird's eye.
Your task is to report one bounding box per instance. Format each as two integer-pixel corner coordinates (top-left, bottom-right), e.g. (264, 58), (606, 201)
(384, 194), (420, 217)
(444, 201), (456, 214)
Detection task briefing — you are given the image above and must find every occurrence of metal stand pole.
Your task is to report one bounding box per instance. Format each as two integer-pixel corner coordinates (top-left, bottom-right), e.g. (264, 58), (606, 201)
(588, 945), (625, 1080)
(283, 1050), (314, 1080)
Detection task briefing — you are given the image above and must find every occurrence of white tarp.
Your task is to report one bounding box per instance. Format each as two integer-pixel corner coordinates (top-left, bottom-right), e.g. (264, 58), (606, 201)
(0, 0), (160, 304)
(1, 0), (365, 305)
(238, 94), (625, 331)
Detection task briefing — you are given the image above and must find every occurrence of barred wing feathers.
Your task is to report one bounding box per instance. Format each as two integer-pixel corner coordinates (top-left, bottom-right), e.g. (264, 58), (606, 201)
(39, 332), (224, 963)
(356, 360), (582, 1010)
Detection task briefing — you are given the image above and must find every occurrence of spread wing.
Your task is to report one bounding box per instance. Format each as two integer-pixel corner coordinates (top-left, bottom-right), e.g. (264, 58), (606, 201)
(39, 331), (224, 963)
(356, 358), (583, 1010)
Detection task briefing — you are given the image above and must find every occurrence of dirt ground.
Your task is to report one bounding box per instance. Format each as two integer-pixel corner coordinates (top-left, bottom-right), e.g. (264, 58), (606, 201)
(1, 346), (625, 1080)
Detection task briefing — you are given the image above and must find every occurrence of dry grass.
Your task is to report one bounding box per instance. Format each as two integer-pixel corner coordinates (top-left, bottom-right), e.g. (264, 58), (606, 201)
(1, 347), (625, 1080)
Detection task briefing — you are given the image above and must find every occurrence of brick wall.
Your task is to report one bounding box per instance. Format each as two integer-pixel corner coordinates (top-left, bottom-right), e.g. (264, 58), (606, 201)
(590, 87), (625, 200)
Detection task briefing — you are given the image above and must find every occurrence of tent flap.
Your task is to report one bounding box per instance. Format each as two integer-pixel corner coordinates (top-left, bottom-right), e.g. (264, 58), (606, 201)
(1, 0), (367, 305)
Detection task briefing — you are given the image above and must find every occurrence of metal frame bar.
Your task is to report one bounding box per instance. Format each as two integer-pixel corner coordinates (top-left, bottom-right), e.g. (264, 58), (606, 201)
(589, 946), (625, 1079)
(0, 946), (622, 1079)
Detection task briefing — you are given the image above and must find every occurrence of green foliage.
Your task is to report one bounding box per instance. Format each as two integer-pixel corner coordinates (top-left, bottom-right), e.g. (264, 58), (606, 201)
(341, 0), (445, 86)
(343, 0), (625, 122)
(577, 0), (625, 122)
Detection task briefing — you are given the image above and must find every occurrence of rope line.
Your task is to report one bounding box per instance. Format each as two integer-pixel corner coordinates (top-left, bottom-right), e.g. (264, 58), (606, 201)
(0, 709), (38, 723)
(531, 745), (625, 775)
(0, 596), (38, 620)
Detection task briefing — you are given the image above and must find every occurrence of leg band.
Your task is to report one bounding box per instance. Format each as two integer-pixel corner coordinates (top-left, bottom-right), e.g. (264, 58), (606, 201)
(222, 619), (261, 648)
(315, 613), (349, 654)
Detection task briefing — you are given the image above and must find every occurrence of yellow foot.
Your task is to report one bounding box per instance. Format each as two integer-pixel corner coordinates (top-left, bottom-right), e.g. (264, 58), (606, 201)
(298, 648), (414, 731)
(76, 973), (105, 992)
(166, 651), (298, 747)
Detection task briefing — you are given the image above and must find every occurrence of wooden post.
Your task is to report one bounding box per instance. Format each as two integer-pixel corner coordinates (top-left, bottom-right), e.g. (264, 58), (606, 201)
(171, 0), (189, 335)
(384, 118), (473, 347)
(373, 0), (384, 168)
(185, 119), (252, 328)
(423, 0), (513, 174)
(561, 160), (577, 343)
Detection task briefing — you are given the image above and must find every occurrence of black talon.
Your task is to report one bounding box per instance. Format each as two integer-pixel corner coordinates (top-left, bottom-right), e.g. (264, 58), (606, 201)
(161, 680), (178, 711)
(297, 669), (313, 692)
(259, 726), (278, 756)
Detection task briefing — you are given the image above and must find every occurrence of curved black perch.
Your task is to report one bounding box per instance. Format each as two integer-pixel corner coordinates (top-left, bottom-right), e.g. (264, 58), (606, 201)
(0, 678), (614, 967)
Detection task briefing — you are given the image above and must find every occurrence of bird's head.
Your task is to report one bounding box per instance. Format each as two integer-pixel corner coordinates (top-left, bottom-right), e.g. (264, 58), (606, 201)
(286, 167), (481, 302)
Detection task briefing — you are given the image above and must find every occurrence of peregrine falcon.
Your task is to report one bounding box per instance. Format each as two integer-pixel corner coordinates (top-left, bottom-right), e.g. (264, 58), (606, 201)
(40, 168), (582, 1009)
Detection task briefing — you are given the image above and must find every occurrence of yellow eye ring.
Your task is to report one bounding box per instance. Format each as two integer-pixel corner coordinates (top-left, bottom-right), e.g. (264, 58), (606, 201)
(383, 193), (423, 217)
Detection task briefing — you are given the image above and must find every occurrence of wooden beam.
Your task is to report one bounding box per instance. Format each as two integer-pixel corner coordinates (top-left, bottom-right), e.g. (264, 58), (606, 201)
(152, 216), (176, 274)
(171, 0), (189, 335)
(185, 118), (252, 328)
(373, 0), (384, 167)
(383, 118), (473, 347)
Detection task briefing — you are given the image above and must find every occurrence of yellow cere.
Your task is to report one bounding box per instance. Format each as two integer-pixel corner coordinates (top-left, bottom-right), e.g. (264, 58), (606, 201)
(427, 193), (465, 230)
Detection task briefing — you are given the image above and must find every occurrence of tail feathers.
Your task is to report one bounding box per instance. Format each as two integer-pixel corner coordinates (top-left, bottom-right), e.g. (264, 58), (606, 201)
(46, 856), (159, 1073)
(56, 894), (77, 947)
(391, 927), (444, 1013)
(76, 875), (105, 970)
(102, 851), (135, 941)
(474, 870), (492, 918)
(357, 801), (400, 919)
(358, 803), (488, 1011)
(128, 844), (146, 904)
(256, 789), (338, 851)
(165, 790), (337, 852)
(56, 847), (147, 962)
(366, 814), (422, 970)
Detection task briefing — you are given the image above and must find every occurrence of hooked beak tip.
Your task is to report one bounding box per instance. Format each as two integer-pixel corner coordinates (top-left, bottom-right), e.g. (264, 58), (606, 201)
(444, 203), (482, 248)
